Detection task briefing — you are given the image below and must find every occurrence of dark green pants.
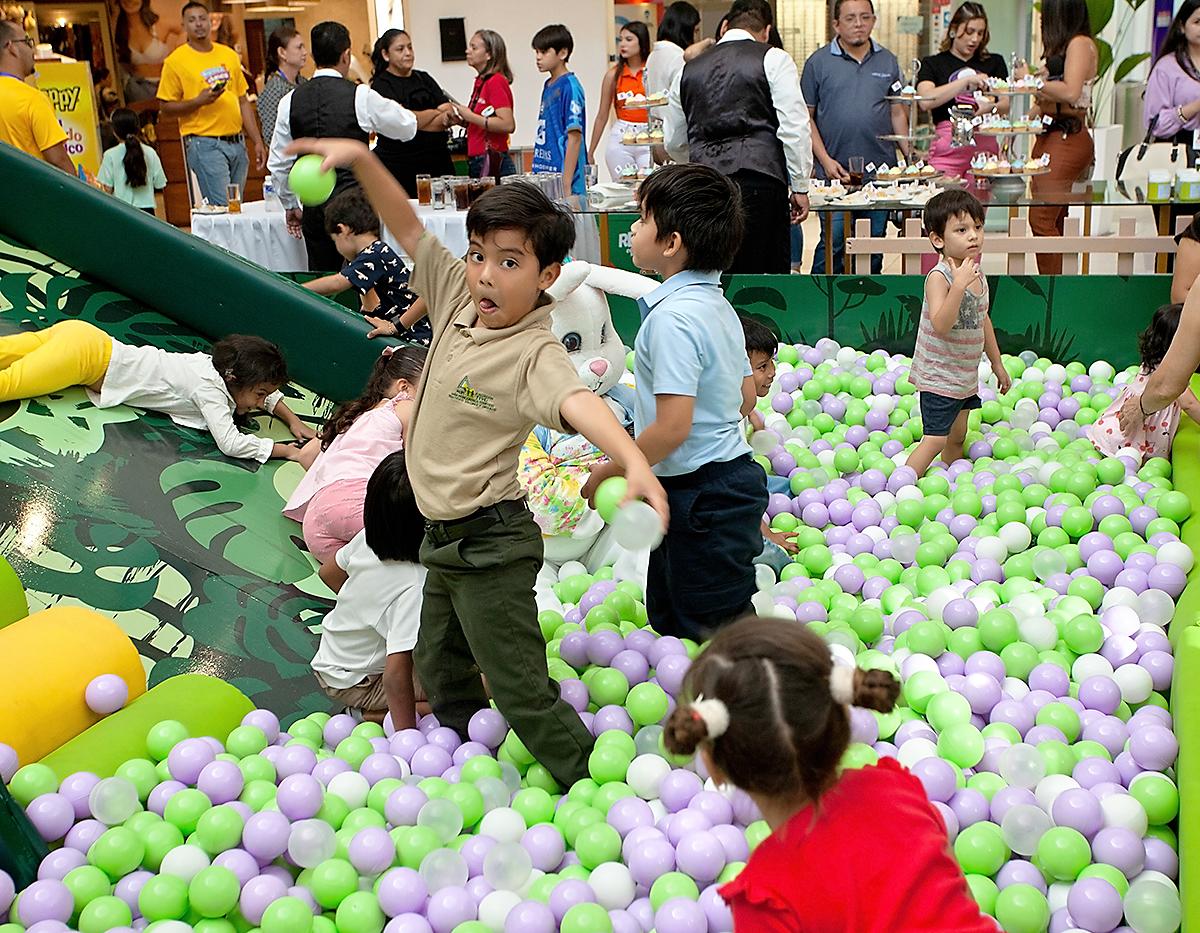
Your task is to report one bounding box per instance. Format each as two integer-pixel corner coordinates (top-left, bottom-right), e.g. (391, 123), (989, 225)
(415, 500), (594, 787)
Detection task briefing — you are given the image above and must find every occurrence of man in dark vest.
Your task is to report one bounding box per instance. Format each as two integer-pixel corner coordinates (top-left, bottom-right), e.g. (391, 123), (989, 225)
(268, 21), (416, 271)
(664, 0), (812, 274)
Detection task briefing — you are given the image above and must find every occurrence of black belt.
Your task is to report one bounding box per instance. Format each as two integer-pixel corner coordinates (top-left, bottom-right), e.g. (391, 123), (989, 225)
(424, 499), (528, 541)
(189, 133), (245, 144)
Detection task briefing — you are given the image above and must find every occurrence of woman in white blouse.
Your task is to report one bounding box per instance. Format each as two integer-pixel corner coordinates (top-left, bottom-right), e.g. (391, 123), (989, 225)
(644, 1), (710, 163)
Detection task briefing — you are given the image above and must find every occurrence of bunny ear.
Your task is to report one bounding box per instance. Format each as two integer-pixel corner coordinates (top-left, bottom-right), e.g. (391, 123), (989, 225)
(546, 261), (592, 300)
(583, 264), (660, 299)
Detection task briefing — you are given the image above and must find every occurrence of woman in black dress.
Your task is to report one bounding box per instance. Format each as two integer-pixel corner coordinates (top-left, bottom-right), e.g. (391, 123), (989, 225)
(370, 29), (456, 194)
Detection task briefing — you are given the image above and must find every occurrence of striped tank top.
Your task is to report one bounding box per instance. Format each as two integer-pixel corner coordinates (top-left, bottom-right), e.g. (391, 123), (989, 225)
(909, 260), (988, 399)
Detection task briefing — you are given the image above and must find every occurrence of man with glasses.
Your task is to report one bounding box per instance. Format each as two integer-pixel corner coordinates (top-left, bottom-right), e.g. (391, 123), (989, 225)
(802, 0), (909, 273)
(0, 19), (75, 172)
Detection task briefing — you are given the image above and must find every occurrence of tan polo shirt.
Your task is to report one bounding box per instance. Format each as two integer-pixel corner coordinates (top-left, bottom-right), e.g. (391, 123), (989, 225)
(406, 232), (586, 521)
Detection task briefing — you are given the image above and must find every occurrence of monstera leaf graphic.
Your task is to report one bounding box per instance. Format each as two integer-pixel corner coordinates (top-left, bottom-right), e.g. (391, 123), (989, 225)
(0, 390), (139, 460)
(160, 458), (316, 584)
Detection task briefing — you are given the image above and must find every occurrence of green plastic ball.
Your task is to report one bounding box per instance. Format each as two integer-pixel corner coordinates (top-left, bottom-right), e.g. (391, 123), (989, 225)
(164, 788), (212, 835)
(561, 902), (613, 933)
(78, 895), (133, 933)
(289, 154), (337, 206)
(1034, 826), (1091, 881)
(88, 826), (146, 879)
(146, 720), (189, 761)
(8, 763), (58, 806)
(188, 866), (241, 918)
(994, 883), (1050, 933)
(649, 871), (701, 910)
(64, 865), (112, 913)
(954, 822), (1009, 876)
(138, 873), (190, 922)
(626, 682), (669, 726)
(262, 895), (313, 933)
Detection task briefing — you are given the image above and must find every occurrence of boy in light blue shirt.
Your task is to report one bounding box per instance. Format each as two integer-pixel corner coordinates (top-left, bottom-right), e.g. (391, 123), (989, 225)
(531, 24), (588, 197)
(585, 164), (767, 640)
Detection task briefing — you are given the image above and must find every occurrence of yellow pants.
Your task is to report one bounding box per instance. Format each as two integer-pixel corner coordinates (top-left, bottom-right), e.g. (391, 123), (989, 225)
(0, 320), (113, 403)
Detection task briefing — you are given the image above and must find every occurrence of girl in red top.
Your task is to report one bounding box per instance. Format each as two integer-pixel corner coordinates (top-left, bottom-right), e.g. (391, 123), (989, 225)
(454, 29), (516, 180)
(664, 618), (996, 933)
(587, 21), (653, 178)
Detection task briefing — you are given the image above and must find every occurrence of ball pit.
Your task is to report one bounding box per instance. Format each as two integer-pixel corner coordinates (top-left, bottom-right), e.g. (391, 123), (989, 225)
(0, 339), (1189, 933)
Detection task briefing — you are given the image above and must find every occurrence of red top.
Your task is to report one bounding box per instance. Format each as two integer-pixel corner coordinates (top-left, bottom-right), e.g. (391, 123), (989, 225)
(720, 759), (994, 932)
(467, 72), (513, 157)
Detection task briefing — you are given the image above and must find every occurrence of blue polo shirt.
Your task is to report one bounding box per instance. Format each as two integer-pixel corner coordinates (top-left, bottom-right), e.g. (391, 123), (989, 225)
(800, 38), (902, 176)
(634, 270), (752, 477)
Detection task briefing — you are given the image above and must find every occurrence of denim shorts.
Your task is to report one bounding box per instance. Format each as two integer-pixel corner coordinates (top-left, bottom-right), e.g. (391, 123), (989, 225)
(919, 391), (981, 437)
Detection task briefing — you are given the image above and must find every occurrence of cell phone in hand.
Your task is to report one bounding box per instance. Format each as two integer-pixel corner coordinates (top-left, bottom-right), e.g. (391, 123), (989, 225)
(210, 80), (227, 94)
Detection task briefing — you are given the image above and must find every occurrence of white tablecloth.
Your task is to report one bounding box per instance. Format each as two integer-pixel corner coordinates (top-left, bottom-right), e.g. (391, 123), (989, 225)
(190, 199), (470, 272)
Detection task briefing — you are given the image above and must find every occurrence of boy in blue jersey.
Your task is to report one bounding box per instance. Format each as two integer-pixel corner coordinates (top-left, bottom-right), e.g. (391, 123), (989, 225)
(584, 164), (768, 642)
(531, 24), (588, 197)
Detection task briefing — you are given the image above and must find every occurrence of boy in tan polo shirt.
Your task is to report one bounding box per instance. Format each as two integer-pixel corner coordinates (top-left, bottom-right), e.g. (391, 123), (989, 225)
(288, 137), (668, 786)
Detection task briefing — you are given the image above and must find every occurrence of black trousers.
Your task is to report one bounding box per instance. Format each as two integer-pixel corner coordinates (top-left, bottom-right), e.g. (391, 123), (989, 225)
(301, 200), (344, 273)
(647, 454), (768, 642)
(729, 170), (790, 274)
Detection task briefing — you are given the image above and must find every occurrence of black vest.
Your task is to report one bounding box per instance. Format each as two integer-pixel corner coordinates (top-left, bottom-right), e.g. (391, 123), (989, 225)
(679, 40), (788, 187)
(289, 75), (369, 193)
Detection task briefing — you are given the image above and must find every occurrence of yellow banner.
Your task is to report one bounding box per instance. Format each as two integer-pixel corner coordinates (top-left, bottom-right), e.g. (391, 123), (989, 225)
(34, 61), (101, 178)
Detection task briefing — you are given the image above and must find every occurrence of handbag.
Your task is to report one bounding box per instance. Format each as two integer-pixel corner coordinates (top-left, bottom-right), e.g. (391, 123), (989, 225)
(1116, 115), (1196, 185)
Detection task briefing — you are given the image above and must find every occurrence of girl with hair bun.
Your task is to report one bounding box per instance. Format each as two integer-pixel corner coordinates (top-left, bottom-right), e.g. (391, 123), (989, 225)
(664, 616), (993, 931)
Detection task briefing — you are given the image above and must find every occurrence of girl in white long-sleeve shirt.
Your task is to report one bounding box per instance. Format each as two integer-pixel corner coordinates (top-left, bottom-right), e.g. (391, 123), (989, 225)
(0, 320), (313, 462)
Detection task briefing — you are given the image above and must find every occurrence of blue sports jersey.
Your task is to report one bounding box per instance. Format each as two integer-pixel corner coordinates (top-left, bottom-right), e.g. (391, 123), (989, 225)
(532, 72), (588, 196)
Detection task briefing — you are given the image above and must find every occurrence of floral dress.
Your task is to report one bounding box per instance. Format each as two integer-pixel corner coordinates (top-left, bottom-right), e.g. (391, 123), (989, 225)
(1088, 370), (1179, 463)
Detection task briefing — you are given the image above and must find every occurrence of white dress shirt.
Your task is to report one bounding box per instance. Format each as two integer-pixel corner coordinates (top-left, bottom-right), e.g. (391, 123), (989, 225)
(88, 341), (284, 463)
(644, 40), (685, 100)
(268, 68), (419, 210)
(665, 29), (813, 193)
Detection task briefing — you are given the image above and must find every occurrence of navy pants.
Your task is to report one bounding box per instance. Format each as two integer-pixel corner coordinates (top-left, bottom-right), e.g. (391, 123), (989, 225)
(648, 455), (768, 642)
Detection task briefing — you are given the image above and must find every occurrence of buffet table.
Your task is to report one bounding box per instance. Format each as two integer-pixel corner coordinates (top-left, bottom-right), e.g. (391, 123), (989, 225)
(190, 200), (471, 272)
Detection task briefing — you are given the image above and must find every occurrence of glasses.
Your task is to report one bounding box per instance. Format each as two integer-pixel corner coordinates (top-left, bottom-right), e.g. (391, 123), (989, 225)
(7, 36), (34, 48)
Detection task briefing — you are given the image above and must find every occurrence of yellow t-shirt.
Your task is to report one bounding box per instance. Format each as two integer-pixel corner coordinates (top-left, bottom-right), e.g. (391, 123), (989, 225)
(157, 42), (247, 137)
(0, 75), (67, 158)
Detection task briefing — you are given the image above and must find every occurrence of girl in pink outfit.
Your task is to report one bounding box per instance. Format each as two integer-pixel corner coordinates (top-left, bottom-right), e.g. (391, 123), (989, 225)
(1089, 304), (1200, 464)
(285, 346), (427, 563)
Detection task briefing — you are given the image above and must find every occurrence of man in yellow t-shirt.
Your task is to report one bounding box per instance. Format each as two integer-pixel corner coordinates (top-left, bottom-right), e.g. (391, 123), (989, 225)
(0, 19), (74, 172)
(157, 0), (264, 206)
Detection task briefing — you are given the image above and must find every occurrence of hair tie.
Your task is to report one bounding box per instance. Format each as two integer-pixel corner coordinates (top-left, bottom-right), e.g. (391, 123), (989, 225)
(829, 665), (856, 706)
(691, 695), (730, 740)
(381, 346), (396, 358)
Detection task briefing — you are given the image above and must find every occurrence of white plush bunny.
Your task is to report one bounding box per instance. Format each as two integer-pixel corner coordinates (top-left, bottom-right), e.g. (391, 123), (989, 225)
(519, 261), (659, 612)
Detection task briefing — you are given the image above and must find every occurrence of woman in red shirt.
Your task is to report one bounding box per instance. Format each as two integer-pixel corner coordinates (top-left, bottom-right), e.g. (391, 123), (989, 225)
(587, 21), (653, 178)
(665, 618), (995, 932)
(452, 29), (517, 180)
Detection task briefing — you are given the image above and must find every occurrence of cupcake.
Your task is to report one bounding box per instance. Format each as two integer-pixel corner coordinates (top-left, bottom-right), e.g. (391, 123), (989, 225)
(983, 157), (1001, 175)
(622, 129), (637, 145)
(1011, 159), (1026, 173)
(996, 159), (1011, 175)
(649, 127), (664, 143)
(635, 131), (651, 144)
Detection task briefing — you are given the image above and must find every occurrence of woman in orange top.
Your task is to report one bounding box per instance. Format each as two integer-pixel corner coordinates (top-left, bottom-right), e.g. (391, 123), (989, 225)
(587, 22), (653, 178)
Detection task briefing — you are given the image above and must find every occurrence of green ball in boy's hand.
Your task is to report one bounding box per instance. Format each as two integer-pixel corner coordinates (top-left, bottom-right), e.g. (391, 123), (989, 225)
(289, 154), (336, 206)
(594, 476), (628, 524)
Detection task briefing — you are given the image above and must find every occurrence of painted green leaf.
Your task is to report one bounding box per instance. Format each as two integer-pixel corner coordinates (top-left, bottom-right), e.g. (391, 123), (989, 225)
(159, 457), (315, 584)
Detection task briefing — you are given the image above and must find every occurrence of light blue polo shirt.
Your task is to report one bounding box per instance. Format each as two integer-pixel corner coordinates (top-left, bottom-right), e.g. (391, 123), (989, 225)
(634, 270), (752, 477)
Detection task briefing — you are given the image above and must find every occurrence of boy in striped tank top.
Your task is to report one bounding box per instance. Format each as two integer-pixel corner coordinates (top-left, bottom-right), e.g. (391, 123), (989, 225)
(907, 190), (1010, 477)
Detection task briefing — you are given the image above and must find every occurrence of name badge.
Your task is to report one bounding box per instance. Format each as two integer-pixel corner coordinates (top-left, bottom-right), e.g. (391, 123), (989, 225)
(890, 81), (902, 92)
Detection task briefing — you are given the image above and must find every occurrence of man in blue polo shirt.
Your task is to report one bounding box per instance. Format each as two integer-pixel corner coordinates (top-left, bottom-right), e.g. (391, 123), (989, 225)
(802, 0), (909, 273)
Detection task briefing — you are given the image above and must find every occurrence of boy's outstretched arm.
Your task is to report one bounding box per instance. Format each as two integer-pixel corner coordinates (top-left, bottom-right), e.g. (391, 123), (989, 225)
(285, 138), (425, 258)
(561, 389), (669, 529)
(302, 272), (352, 296)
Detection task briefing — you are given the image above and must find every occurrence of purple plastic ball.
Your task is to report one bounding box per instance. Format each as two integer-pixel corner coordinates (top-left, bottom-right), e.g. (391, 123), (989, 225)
(84, 674), (129, 715)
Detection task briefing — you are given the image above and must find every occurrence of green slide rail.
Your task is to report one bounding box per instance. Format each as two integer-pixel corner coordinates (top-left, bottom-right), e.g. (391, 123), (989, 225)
(0, 143), (394, 403)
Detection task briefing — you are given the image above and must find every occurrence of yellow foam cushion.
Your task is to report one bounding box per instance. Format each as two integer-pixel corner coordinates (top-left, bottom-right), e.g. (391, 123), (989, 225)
(0, 607), (146, 763)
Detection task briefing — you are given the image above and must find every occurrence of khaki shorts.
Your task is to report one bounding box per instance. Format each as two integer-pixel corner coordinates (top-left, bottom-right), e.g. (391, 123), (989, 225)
(314, 671), (387, 713)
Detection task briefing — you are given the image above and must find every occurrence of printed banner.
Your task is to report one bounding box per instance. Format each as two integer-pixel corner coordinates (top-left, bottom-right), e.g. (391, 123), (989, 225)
(34, 61), (102, 178)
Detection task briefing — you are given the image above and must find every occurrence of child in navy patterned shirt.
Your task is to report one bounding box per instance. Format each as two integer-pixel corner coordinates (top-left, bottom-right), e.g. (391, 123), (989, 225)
(303, 187), (432, 347)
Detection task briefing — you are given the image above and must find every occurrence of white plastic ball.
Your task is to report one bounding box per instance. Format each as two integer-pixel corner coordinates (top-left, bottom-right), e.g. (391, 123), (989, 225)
(588, 861), (636, 910)
(159, 844), (211, 881)
(754, 564), (776, 592)
(647, 799), (667, 822)
(874, 491), (897, 511)
(482, 841), (532, 892)
(895, 485), (924, 502)
(1133, 871), (1180, 895)
(626, 754), (672, 800)
(557, 561), (588, 582)
(1101, 793), (1148, 836)
(287, 819), (336, 868)
(517, 869), (545, 898)
(420, 847), (469, 892)
(612, 501), (664, 551)
(1137, 589), (1176, 627)
(1156, 541), (1194, 573)
(478, 890), (522, 931)
(1045, 364), (1067, 384)
(998, 523), (1032, 554)
(901, 654), (939, 678)
(1047, 882), (1071, 914)
(1035, 775), (1080, 812)
(836, 347), (857, 365)
(749, 432), (777, 456)
(1089, 360), (1116, 383)
(817, 450), (837, 470)
(999, 745), (1047, 790)
(1072, 654), (1114, 683)
(863, 526), (887, 544)
(1001, 803), (1052, 856)
(896, 738), (939, 769)
(1018, 617), (1057, 652)
(1103, 606), (1140, 638)
(326, 771), (370, 809)
(974, 537), (1008, 564)
(479, 807), (527, 844)
(1112, 664), (1153, 704)
(1024, 368), (1045, 384)
(418, 798), (465, 844)
(88, 777), (141, 826)
(1101, 587), (1139, 611)
(1003, 677), (1031, 699)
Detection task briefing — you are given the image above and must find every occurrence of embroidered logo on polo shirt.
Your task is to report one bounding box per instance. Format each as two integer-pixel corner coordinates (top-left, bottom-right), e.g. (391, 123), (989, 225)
(450, 376), (496, 412)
